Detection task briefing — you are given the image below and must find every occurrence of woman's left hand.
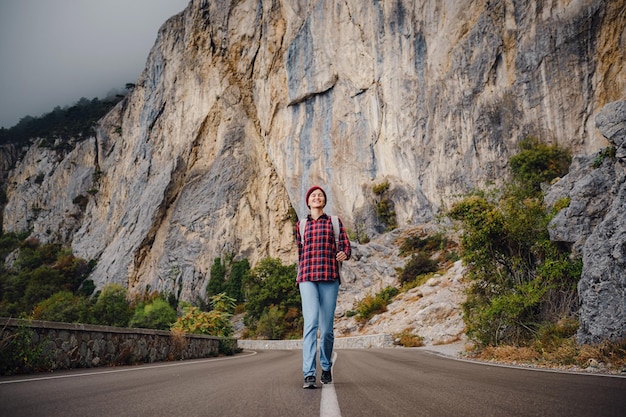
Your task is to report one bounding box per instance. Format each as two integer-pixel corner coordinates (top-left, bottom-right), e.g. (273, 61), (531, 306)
(336, 251), (347, 262)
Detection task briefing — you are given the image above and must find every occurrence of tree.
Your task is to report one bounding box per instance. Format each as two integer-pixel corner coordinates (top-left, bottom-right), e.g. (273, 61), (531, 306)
(226, 259), (249, 303)
(206, 257), (226, 299)
(206, 257), (249, 304)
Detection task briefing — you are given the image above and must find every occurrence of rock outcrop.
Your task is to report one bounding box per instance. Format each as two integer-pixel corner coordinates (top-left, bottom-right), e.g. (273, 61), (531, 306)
(2, 0), (625, 342)
(546, 100), (626, 344)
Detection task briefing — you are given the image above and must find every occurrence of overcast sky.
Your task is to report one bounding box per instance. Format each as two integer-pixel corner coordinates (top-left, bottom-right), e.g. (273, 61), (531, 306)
(0, 0), (190, 129)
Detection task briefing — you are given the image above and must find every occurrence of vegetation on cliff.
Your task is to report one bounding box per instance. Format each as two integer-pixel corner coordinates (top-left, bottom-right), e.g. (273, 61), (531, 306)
(0, 94), (125, 147)
(450, 137), (579, 347)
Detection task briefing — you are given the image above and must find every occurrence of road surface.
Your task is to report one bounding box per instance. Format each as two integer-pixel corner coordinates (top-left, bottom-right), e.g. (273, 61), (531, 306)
(0, 348), (624, 417)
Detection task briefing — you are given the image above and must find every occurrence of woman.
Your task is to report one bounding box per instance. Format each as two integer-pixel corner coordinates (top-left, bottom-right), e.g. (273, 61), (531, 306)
(295, 185), (351, 389)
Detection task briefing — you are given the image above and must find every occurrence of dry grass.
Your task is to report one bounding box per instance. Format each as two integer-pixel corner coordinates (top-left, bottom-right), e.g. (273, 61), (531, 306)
(470, 338), (626, 373)
(477, 345), (540, 362)
(169, 329), (187, 360)
(394, 329), (424, 347)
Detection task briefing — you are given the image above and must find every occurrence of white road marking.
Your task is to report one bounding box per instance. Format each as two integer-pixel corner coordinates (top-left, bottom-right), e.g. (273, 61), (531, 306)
(320, 351), (342, 417)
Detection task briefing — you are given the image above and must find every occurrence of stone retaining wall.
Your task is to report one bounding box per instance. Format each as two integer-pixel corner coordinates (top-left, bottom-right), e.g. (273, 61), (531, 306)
(0, 318), (230, 371)
(237, 333), (395, 350)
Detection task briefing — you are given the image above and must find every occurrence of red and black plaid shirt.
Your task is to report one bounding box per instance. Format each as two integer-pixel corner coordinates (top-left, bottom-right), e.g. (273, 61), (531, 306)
(295, 214), (351, 283)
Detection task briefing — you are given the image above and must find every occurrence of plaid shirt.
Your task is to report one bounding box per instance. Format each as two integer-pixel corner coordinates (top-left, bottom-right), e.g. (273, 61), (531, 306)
(296, 214), (351, 283)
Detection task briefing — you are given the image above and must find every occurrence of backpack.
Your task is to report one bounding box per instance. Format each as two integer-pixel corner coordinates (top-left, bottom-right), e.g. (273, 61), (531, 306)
(298, 215), (343, 281)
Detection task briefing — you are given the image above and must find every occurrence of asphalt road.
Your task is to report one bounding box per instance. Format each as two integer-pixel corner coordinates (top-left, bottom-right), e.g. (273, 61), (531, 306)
(0, 348), (624, 417)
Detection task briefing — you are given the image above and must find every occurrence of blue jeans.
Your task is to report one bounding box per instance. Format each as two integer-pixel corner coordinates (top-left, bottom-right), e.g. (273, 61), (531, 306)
(299, 280), (339, 377)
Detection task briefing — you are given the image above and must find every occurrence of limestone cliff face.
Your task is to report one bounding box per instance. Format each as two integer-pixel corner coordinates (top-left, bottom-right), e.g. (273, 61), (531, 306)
(2, 0), (625, 330)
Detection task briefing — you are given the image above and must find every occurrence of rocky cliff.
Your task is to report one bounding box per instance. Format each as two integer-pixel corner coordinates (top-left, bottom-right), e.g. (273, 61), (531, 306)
(2, 0), (625, 341)
(546, 100), (626, 344)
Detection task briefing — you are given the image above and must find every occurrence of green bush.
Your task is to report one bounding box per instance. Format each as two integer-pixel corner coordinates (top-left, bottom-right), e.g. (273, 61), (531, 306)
(449, 138), (580, 347)
(256, 305), (287, 340)
(23, 267), (64, 310)
(129, 297), (177, 330)
(373, 180), (397, 231)
(0, 232), (21, 261)
(0, 237), (94, 317)
(399, 233), (446, 257)
(31, 291), (92, 323)
(170, 293), (236, 338)
(348, 224), (370, 244)
(354, 286), (399, 323)
(171, 304), (233, 338)
(0, 321), (51, 375)
(509, 136), (571, 193)
(92, 284), (133, 327)
(398, 252), (437, 285)
(243, 258), (301, 339)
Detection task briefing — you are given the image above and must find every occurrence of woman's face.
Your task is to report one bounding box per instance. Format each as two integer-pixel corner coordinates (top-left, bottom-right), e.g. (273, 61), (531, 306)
(308, 189), (326, 209)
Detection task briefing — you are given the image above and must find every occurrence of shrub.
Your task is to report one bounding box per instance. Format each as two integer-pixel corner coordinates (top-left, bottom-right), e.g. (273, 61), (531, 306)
(535, 317), (578, 352)
(591, 146), (616, 168)
(0, 232), (20, 261)
(509, 136), (571, 192)
(129, 297), (177, 330)
(354, 286), (399, 323)
(31, 291), (92, 323)
(473, 337), (626, 372)
(348, 225), (370, 244)
(552, 197), (570, 214)
(170, 305), (233, 338)
(243, 258), (301, 338)
(0, 321), (51, 375)
(72, 194), (89, 210)
(398, 252), (437, 285)
(399, 233), (446, 257)
(23, 267), (64, 310)
(209, 292), (236, 314)
(256, 305), (286, 340)
(372, 180), (397, 231)
(92, 284), (132, 327)
(0, 237), (95, 318)
(449, 138), (581, 347)
(394, 329), (424, 347)
(79, 279), (96, 297)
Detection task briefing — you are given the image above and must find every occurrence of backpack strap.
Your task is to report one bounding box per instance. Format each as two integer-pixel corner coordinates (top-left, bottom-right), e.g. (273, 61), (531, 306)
(330, 215), (340, 249)
(299, 218), (306, 245)
(330, 215), (343, 283)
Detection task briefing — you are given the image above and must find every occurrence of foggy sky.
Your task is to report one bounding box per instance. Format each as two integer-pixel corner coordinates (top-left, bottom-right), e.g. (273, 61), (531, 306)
(0, 0), (189, 129)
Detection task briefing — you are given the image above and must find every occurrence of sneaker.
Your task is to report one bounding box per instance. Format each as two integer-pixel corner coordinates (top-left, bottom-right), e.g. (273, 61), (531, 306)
(303, 375), (317, 389)
(321, 370), (332, 384)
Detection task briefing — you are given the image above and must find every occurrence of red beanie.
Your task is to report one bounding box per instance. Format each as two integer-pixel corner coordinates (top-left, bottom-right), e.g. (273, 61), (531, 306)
(305, 186), (327, 208)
